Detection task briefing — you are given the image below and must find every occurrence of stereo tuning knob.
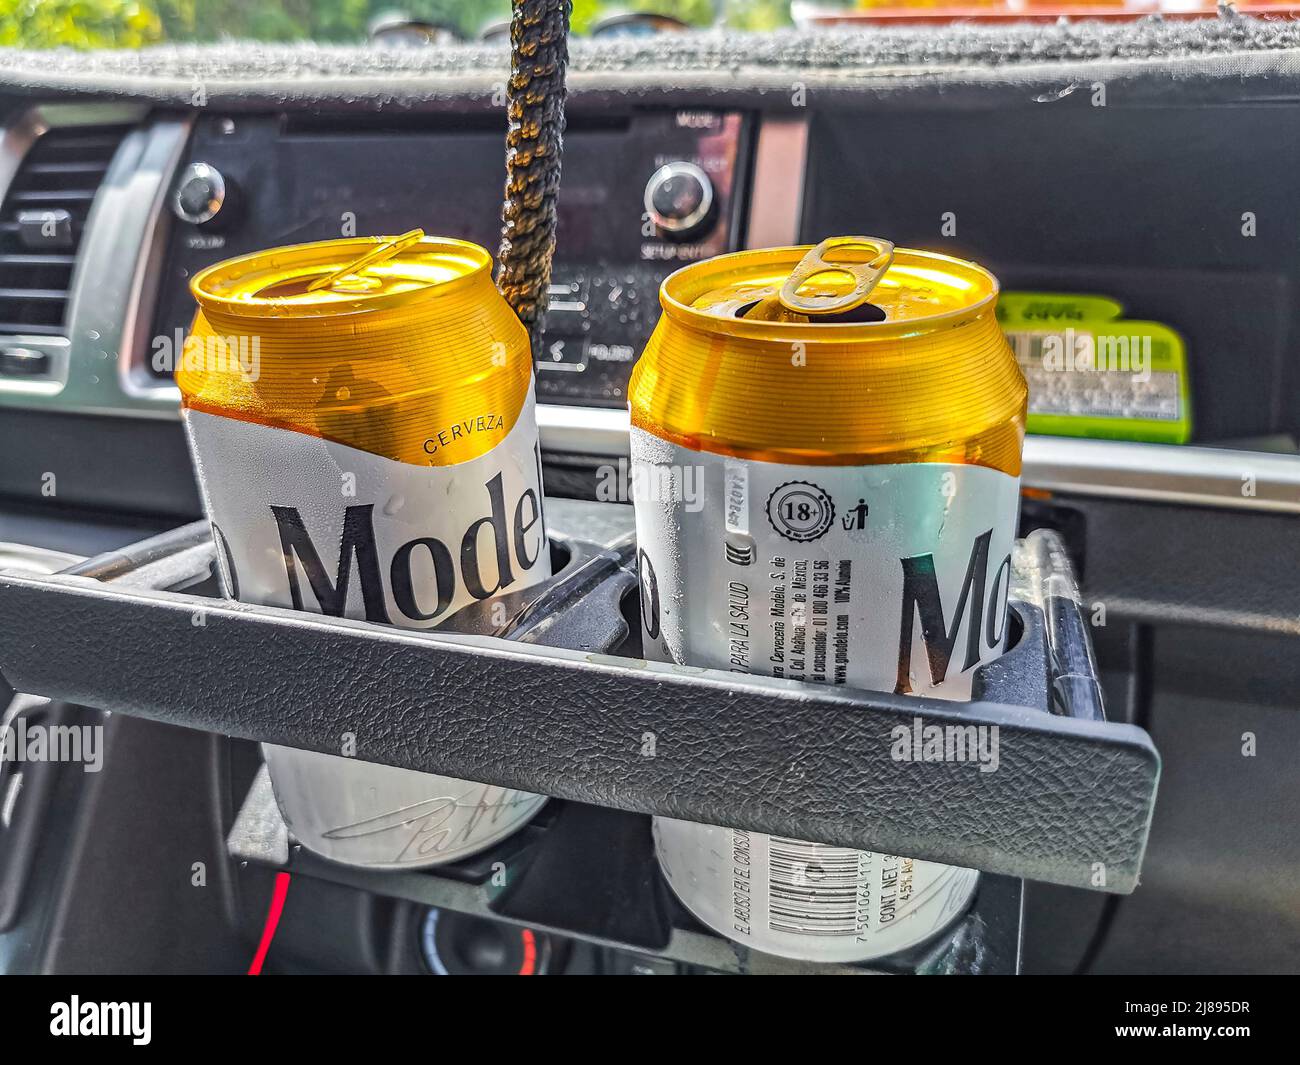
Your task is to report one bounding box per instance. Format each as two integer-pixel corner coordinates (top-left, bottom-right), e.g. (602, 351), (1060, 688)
(644, 161), (714, 241)
(172, 162), (233, 227)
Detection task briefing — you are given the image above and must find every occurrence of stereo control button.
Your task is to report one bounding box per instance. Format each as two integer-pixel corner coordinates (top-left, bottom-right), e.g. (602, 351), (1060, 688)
(644, 161), (714, 240)
(172, 162), (230, 226)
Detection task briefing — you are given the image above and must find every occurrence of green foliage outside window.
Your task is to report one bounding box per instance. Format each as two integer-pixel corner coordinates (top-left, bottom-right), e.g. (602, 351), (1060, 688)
(0, 0), (792, 48)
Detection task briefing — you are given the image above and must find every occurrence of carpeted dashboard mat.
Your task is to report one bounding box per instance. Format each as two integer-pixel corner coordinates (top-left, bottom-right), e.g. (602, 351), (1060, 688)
(1, 10), (1299, 109)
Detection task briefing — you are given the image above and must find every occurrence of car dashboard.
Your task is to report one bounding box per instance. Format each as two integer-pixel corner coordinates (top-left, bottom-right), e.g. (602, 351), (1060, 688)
(0, 21), (1298, 977)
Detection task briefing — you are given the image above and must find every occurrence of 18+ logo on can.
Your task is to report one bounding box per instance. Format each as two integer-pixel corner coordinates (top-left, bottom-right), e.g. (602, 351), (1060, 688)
(766, 481), (835, 542)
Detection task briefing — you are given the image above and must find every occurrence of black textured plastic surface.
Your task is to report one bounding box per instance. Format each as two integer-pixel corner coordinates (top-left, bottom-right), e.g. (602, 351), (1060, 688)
(0, 528), (1158, 894)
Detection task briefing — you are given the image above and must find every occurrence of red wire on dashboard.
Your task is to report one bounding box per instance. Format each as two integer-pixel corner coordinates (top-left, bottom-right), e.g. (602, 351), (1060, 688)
(247, 871), (292, 975)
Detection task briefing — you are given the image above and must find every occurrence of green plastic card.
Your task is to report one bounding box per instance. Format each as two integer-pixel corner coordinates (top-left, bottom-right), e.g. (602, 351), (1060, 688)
(997, 292), (1191, 444)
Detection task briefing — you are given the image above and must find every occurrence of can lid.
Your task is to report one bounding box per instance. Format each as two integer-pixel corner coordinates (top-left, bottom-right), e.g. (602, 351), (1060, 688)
(631, 238), (1025, 472)
(663, 240), (998, 340)
(190, 231), (492, 319)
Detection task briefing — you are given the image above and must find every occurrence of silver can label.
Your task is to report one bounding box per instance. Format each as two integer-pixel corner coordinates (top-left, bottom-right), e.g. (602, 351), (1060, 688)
(183, 391), (551, 868)
(186, 393), (550, 630)
(631, 427), (1019, 961)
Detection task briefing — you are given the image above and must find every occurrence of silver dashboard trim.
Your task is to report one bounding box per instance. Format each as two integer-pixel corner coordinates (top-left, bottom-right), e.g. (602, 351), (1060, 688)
(0, 106), (189, 417)
(537, 404), (1300, 515)
(536, 403), (635, 456)
(114, 117), (192, 408)
(71, 115), (191, 416)
(1022, 435), (1300, 514)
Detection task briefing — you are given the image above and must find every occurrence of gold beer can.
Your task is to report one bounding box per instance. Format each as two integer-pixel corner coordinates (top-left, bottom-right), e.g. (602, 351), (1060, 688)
(628, 237), (1028, 962)
(177, 231), (550, 869)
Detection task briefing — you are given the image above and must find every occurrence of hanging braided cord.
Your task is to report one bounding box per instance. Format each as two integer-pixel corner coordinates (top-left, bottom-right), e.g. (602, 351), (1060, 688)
(498, 0), (571, 351)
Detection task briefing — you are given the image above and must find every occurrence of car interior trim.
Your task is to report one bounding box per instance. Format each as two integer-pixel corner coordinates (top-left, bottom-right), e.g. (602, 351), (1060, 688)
(745, 114), (807, 249)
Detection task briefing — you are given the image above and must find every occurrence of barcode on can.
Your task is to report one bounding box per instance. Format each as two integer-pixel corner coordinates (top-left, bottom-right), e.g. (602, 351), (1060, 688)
(767, 837), (865, 937)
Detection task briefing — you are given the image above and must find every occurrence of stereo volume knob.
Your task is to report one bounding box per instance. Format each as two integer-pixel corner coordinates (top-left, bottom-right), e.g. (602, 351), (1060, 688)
(172, 162), (231, 226)
(644, 161), (714, 241)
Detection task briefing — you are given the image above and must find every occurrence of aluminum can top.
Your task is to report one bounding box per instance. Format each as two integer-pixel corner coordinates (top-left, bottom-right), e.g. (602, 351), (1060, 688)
(189, 231), (494, 318)
(176, 232), (531, 467)
(629, 237), (1026, 474)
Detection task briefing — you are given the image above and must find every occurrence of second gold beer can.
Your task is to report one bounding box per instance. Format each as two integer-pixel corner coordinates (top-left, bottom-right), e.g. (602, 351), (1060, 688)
(628, 237), (1028, 962)
(176, 233), (550, 869)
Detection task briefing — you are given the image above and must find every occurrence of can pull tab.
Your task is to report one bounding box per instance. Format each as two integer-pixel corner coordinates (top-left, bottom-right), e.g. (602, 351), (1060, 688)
(777, 235), (894, 316)
(306, 228), (425, 293)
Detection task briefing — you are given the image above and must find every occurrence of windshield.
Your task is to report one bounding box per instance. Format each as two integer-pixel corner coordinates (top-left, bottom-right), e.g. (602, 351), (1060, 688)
(0, 0), (799, 47)
(2, 1), (1243, 48)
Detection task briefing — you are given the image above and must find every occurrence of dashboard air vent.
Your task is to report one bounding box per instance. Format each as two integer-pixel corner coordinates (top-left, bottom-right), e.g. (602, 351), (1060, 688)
(0, 124), (132, 337)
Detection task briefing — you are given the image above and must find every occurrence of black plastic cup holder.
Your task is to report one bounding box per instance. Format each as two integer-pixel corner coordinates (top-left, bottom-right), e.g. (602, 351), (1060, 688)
(0, 498), (1158, 973)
